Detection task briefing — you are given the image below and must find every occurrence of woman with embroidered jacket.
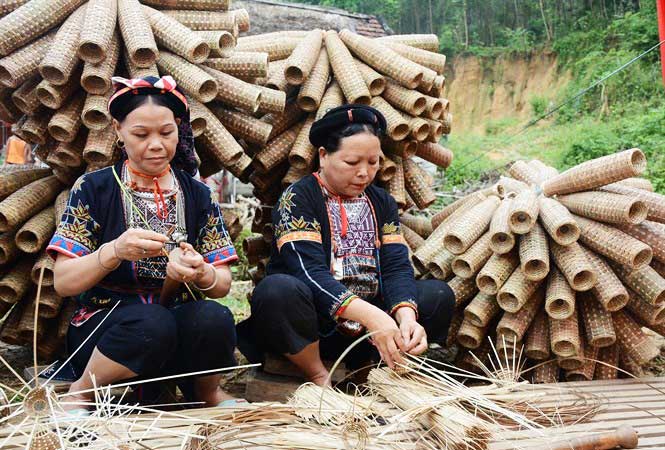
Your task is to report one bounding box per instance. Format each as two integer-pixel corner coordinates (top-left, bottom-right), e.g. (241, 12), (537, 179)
(238, 105), (456, 386)
(48, 76), (241, 412)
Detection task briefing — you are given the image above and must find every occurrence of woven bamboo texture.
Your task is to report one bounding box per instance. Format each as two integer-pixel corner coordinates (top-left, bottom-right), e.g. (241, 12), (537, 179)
(551, 240), (597, 292)
(532, 361), (559, 383)
(203, 66), (261, 113)
(565, 344), (599, 381)
(497, 265), (543, 313)
(613, 263), (665, 305)
(497, 287), (544, 342)
(549, 306), (581, 358)
(206, 53), (268, 79)
(254, 124), (301, 173)
(197, 31), (235, 58)
(264, 59), (288, 91)
(82, 91), (112, 131)
(584, 248), (629, 311)
(381, 40), (446, 74)
(508, 160), (542, 186)
(0, 87), (21, 122)
(444, 196), (500, 255)
(377, 34), (440, 52)
(538, 197), (580, 245)
(0, 256), (33, 303)
(403, 157), (436, 210)
(123, 48), (159, 79)
(0, 231), (19, 266)
(140, 0), (230, 10)
(256, 86), (286, 114)
(525, 309), (550, 360)
(518, 222), (549, 281)
(21, 108), (54, 145)
(323, 31), (370, 105)
(399, 213), (432, 238)
(82, 33), (121, 95)
(284, 29), (323, 85)
(197, 106), (244, 166)
(488, 197), (516, 255)
(83, 126), (116, 165)
(386, 156), (406, 209)
(35, 4), (83, 84)
(618, 220), (665, 264)
(48, 94), (85, 143)
(0, 32), (54, 88)
(51, 131), (87, 167)
(31, 248), (54, 285)
(78, 0), (117, 65)
(457, 318), (488, 349)
(118, 0), (159, 68)
(15, 206), (55, 253)
(545, 267), (576, 320)
(36, 65), (82, 109)
(507, 189), (538, 235)
(415, 142), (453, 169)
(0, 175), (62, 232)
(579, 292), (616, 347)
(0, 0), (31, 16)
(401, 113), (430, 142)
(602, 183), (665, 224)
(615, 177), (654, 191)
(497, 176), (528, 195)
(315, 81), (344, 120)
(354, 59), (385, 96)
(0, 168), (52, 199)
(557, 191), (648, 225)
(369, 96), (409, 140)
(449, 275), (479, 307)
(209, 104), (273, 146)
(288, 115), (316, 170)
(542, 148), (646, 196)
(37, 286), (64, 319)
(476, 251), (520, 296)
(612, 309), (660, 364)
(156, 51), (218, 103)
(144, 6), (210, 64)
(401, 223), (424, 252)
(452, 232), (492, 279)
(0, 303), (23, 345)
(162, 10), (236, 31)
(11, 76), (41, 115)
(264, 102), (304, 141)
(625, 288), (665, 326)
(378, 155), (397, 182)
(383, 79), (427, 116)
(296, 50), (330, 112)
(236, 38), (300, 62)
(594, 344), (619, 380)
(464, 292), (500, 328)
(384, 139), (417, 159)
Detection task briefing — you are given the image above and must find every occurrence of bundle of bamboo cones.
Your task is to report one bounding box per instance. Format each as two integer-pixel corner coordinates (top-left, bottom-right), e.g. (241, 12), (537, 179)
(0, 0), (452, 361)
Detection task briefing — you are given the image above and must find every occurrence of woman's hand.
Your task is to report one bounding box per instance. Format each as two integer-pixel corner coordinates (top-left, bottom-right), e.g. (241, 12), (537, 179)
(166, 242), (213, 286)
(114, 229), (168, 261)
(364, 310), (407, 369)
(394, 308), (428, 355)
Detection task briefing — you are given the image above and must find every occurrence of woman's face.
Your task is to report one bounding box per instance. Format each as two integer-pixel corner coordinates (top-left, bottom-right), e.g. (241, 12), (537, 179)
(113, 100), (179, 175)
(319, 131), (382, 197)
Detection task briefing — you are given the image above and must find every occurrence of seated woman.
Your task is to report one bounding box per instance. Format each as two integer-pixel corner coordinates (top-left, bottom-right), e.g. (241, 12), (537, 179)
(48, 76), (240, 411)
(238, 105), (456, 386)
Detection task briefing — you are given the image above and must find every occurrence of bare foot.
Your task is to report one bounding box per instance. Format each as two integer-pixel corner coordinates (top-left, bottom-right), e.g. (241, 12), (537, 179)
(309, 370), (331, 387)
(60, 383), (92, 413)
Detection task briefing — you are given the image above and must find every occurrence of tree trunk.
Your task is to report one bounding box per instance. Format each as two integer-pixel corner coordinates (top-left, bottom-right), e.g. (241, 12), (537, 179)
(463, 0), (469, 49)
(513, 0), (520, 27)
(539, 0), (552, 41)
(428, 0), (434, 34)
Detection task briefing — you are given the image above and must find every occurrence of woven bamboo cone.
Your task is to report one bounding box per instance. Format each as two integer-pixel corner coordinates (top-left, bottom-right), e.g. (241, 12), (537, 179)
(528, 159), (559, 181)
(476, 251), (520, 295)
(449, 276), (479, 307)
(538, 197), (580, 245)
(83, 126), (116, 165)
(457, 318), (488, 349)
(123, 48), (159, 79)
(380, 40), (446, 74)
(198, 106), (244, 166)
(354, 59), (385, 96)
(0, 230), (19, 266)
(525, 309), (550, 360)
(445, 313), (464, 347)
(383, 139), (417, 159)
(0, 175), (62, 232)
(0, 256), (33, 303)
(653, 259), (665, 278)
(38, 287), (64, 319)
(370, 96), (411, 140)
(444, 196), (500, 255)
(48, 95), (85, 143)
(36, 63), (82, 109)
(507, 189), (538, 235)
(284, 29), (323, 85)
(508, 160), (542, 186)
(51, 131), (87, 167)
(296, 51), (330, 112)
(497, 287), (545, 343)
(202, 66), (261, 113)
(0, 303), (24, 345)
(416, 142), (453, 169)
(157, 51), (218, 103)
(225, 154), (253, 183)
(399, 213), (432, 238)
(82, 33), (121, 95)
(613, 263), (665, 305)
(196, 31), (235, 58)
(255, 124), (301, 173)
(0, 168), (52, 199)
(324, 31), (369, 105)
(620, 352), (645, 377)
(551, 240), (597, 291)
(209, 105), (273, 146)
(602, 183), (665, 224)
(263, 59), (289, 91)
(463, 292), (500, 328)
(377, 34), (440, 52)
(236, 39), (300, 62)
(487, 198), (515, 255)
(594, 344), (619, 380)
(0, 87), (21, 122)
(575, 214), (652, 269)
(518, 222), (549, 281)
(403, 158), (436, 210)
(78, 0), (117, 64)
(545, 267), (576, 320)
(579, 250), (627, 313)
(36, 4), (85, 84)
(206, 53), (269, 80)
(141, 0), (230, 10)
(264, 102), (304, 141)
(378, 155), (397, 182)
(383, 79), (427, 116)
(496, 176), (528, 196)
(613, 310), (660, 364)
(565, 344), (599, 381)
(452, 232), (492, 279)
(0, 0), (31, 16)
(557, 191), (648, 225)
(11, 75), (41, 115)
(542, 148), (647, 196)
(31, 250), (54, 287)
(161, 9), (237, 31)
(118, 0), (159, 67)
(532, 361), (560, 384)
(549, 306), (580, 358)
(82, 91), (112, 131)
(288, 115), (316, 170)
(625, 288), (665, 327)
(386, 156), (406, 208)
(424, 96), (445, 120)
(21, 108), (54, 145)
(579, 292), (616, 347)
(497, 266), (543, 313)
(618, 221), (665, 264)
(401, 113), (430, 142)
(401, 224), (424, 252)
(316, 81), (344, 120)
(614, 177), (654, 191)
(15, 206), (55, 254)
(144, 6), (210, 64)
(427, 247), (455, 279)
(423, 117), (445, 142)
(0, 32), (55, 88)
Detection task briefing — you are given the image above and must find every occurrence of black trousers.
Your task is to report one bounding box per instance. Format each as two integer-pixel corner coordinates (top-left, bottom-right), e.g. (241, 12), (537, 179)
(237, 274), (456, 369)
(67, 300), (237, 400)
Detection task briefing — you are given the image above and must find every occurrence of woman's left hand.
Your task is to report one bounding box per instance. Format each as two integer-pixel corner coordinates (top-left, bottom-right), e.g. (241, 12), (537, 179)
(394, 308), (428, 355)
(166, 242), (211, 285)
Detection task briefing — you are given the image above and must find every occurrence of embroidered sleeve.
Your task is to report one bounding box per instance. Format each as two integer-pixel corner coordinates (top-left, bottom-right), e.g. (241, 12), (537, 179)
(274, 186), (322, 251)
(47, 175), (101, 259)
(381, 221), (406, 246)
(196, 198), (238, 266)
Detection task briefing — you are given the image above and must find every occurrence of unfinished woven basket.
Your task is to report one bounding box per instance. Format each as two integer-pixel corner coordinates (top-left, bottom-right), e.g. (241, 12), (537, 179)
(236, 38), (300, 62)
(532, 361), (559, 384)
(401, 113), (430, 142)
(0, 168), (52, 199)
(257, 86), (287, 114)
(401, 223), (424, 252)
(264, 102), (304, 140)
(161, 9), (237, 31)
(371, 96), (410, 141)
(384, 139), (417, 159)
(565, 344), (599, 381)
(508, 160), (542, 186)
(457, 318), (488, 350)
(325, 31), (370, 105)
(316, 81), (345, 120)
(377, 34), (440, 52)
(381, 40), (446, 74)
(197, 106), (244, 166)
(36, 65), (83, 109)
(0, 232), (19, 266)
(38, 4), (87, 85)
(123, 48), (159, 79)
(476, 251), (520, 296)
(545, 267), (576, 320)
(400, 213), (432, 238)
(415, 142), (453, 169)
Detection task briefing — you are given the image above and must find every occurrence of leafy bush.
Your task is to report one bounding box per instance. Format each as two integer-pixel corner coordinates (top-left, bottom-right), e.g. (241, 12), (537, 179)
(529, 95), (549, 118)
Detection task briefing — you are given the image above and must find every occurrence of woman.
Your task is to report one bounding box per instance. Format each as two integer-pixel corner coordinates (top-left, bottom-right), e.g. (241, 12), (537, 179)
(48, 76), (240, 411)
(238, 105), (456, 386)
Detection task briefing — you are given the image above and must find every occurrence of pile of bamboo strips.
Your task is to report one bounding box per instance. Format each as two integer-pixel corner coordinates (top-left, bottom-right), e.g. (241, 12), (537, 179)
(405, 149), (664, 382)
(0, 0), (451, 359)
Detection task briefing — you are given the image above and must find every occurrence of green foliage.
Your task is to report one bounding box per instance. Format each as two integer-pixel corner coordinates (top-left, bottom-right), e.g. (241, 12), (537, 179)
(529, 95), (549, 118)
(230, 228), (253, 282)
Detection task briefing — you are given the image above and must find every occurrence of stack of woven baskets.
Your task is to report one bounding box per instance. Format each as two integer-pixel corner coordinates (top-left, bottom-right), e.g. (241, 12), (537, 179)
(405, 149), (664, 382)
(0, 0), (451, 359)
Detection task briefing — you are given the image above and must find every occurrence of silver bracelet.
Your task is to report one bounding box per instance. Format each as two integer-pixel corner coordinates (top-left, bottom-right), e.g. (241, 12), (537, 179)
(195, 264), (218, 292)
(97, 243), (121, 271)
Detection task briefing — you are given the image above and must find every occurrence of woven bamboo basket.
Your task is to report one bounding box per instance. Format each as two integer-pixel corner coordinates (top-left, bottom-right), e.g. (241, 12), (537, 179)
(38, 286), (64, 319)
(0, 168), (52, 199)
(619, 220), (665, 264)
(386, 156), (406, 208)
(0, 231), (19, 266)
(225, 153), (253, 183)
(80, 90), (111, 131)
(236, 38), (300, 62)
(579, 292), (616, 347)
(323, 31), (370, 105)
(507, 189), (538, 235)
(452, 232), (492, 279)
(613, 264), (665, 305)
(557, 191), (648, 225)
(203, 66), (262, 113)
(463, 292), (500, 328)
(525, 309), (550, 360)
(399, 213), (432, 238)
(518, 222), (549, 281)
(48, 95), (85, 143)
(551, 240), (597, 292)
(295, 51), (330, 112)
(284, 29), (323, 85)
(37, 4), (86, 85)
(401, 223), (424, 252)
(423, 95), (444, 120)
(445, 313), (464, 347)
(256, 86), (287, 114)
(83, 126), (116, 165)
(264, 102), (304, 141)
(383, 139), (417, 159)
(11, 76), (41, 115)
(496, 176), (528, 196)
(52, 131), (87, 167)
(21, 108), (55, 145)
(340, 30), (424, 89)
(78, 0), (117, 64)
(615, 177), (654, 191)
(401, 113), (430, 142)
(156, 51), (217, 103)
(36, 65), (83, 109)
(254, 124), (301, 173)
(487, 197), (516, 255)
(594, 344), (619, 380)
(31, 250), (54, 287)
(508, 160), (542, 186)
(584, 248), (629, 311)
(602, 183), (665, 223)
(414, 143), (452, 170)
(549, 306), (581, 358)
(423, 117), (444, 142)
(0, 87), (21, 122)
(382, 79), (427, 116)
(0, 0), (77, 57)
(197, 106), (244, 166)
(542, 148), (647, 196)
(196, 31), (235, 58)
(377, 155), (397, 182)
(141, 0), (230, 9)
(565, 344), (599, 382)
(144, 6), (210, 64)
(545, 267), (576, 320)
(0, 32), (56, 88)
(532, 361), (560, 384)
(538, 197), (580, 245)
(162, 9), (237, 31)
(0, 256), (34, 303)
(449, 275), (479, 307)
(206, 53), (269, 80)
(497, 266), (543, 313)
(263, 59), (289, 92)
(377, 34), (440, 52)
(613, 310), (660, 365)
(381, 40), (446, 74)
(32, 138), (56, 164)
(403, 157), (436, 210)
(0, 0), (31, 16)
(123, 48), (159, 79)
(625, 288), (665, 327)
(476, 251), (520, 295)
(497, 287), (545, 342)
(457, 318), (488, 349)
(281, 166), (309, 189)
(575, 214), (652, 269)
(15, 206), (55, 254)
(315, 81), (344, 120)
(81, 33), (120, 95)
(558, 345), (584, 371)
(288, 115), (316, 170)
(528, 159), (559, 182)
(353, 59), (385, 96)
(0, 175), (62, 232)
(209, 104), (273, 146)
(444, 196), (500, 255)
(0, 303), (24, 345)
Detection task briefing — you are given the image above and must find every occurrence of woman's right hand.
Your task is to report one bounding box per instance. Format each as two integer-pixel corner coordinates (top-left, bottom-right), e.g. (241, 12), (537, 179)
(113, 229), (168, 261)
(365, 310), (407, 369)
